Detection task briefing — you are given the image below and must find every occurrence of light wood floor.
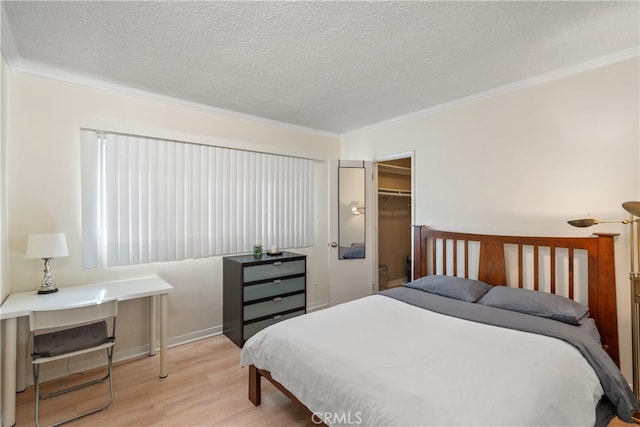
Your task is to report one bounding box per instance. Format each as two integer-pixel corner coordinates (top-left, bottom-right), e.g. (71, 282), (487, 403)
(15, 334), (314, 426)
(14, 334), (634, 426)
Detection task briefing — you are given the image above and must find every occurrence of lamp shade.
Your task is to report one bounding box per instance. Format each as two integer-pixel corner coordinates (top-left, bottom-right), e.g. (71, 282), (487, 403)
(623, 201), (640, 217)
(567, 218), (598, 227)
(25, 233), (68, 259)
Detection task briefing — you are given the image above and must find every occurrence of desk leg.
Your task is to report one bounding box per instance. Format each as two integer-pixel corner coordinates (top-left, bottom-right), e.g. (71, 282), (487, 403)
(148, 296), (157, 357)
(3, 318), (17, 427)
(160, 293), (168, 378)
(16, 317), (27, 392)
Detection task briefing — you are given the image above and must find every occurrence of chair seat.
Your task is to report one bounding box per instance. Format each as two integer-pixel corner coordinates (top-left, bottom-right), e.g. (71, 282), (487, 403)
(33, 321), (111, 358)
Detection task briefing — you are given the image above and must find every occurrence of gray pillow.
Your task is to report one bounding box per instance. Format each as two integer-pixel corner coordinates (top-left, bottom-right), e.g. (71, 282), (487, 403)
(405, 275), (492, 303)
(477, 286), (590, 325)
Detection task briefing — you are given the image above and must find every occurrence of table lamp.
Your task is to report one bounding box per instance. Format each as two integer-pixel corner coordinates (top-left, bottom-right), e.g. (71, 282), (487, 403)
(25, 233), (68, 294)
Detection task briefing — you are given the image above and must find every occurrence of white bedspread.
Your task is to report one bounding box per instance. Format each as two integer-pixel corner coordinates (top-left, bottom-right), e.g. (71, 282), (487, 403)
(241, 294), (604, 426)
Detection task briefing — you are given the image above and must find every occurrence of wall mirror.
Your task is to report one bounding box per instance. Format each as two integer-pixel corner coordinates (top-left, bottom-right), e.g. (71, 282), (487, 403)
(338, 165), (365, 259)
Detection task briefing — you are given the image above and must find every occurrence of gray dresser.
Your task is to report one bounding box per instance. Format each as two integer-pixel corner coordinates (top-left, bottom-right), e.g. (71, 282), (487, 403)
(223, 251), (307, 347)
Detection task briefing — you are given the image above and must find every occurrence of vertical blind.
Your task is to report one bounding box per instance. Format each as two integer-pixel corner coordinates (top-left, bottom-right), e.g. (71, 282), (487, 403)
(81, 130), (315, 268)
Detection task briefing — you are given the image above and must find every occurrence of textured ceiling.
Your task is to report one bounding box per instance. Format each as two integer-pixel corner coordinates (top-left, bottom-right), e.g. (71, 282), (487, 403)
(2, 1), (639, 135)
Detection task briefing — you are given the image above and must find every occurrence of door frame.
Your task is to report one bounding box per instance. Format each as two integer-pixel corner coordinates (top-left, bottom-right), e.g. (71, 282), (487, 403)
(372, 151), (415, 291)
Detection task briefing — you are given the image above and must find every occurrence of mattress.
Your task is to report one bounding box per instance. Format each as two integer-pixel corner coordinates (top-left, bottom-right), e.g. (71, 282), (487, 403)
(241, 292), (626, 426)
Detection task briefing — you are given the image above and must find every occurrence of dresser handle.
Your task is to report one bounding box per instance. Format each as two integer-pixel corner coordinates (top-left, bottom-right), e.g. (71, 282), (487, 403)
(273, 297), (282, 302)
(273, 314), (282, 320)
(273, 261), (282, 266)
(273, 279), (282, 284)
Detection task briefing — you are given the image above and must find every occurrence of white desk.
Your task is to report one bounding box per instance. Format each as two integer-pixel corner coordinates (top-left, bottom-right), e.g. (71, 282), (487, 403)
(0, 276), (173, 427)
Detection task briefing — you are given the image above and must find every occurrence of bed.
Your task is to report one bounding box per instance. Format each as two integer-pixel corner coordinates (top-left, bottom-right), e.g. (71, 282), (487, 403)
(240, 227), (638, 426)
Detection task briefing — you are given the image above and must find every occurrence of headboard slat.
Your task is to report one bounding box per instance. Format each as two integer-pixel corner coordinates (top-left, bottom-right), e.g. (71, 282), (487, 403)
(568, 247), (575, 300)
(533, 245), (540, 291)
(550, 247), (556, 294)
(478, 241), (507, 285)
(431, 238), (436, 275)
(464, 240), (469, 278)
(453, 239), (458, 276)
(518, 245), (523, 288)
(443, 239), (448, 274)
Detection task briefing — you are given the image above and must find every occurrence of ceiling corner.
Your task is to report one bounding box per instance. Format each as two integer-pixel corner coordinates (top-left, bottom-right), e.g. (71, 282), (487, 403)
(1, 5), (20, 69)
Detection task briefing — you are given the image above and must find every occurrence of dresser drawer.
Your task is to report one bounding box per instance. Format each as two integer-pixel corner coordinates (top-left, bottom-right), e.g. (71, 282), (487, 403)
(243, 293), (306, 321)
(243, 309), (305, 340)
(243, 259), (305, 283)
(244, 276), (305, 302)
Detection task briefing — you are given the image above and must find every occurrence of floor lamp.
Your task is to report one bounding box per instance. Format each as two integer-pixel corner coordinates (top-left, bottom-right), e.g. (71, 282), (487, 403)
(568, 201), (640, 422)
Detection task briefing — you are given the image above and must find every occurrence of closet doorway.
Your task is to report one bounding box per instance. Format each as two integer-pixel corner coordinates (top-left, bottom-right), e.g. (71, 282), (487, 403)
(376, 156), (413, 291)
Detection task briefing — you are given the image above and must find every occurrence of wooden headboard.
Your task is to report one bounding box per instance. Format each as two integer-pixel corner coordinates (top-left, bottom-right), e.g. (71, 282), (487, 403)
(412, 226), (620, 366)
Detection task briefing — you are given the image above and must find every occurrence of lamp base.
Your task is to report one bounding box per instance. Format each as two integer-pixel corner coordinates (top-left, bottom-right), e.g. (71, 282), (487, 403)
(37, 257), (59, 294)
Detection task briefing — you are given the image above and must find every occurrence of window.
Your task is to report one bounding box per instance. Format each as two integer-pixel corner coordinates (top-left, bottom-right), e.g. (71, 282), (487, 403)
(81, 130), (315, 267)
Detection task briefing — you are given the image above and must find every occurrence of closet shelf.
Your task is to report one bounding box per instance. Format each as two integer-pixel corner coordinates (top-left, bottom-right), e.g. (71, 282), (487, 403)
(378, 187), (411, 197)
(378, 164), (411, 176)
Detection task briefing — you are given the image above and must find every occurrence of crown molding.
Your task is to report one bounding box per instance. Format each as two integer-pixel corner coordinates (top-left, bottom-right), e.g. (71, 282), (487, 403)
(4, 57), (339, 139)
(342, 47), (640, 137)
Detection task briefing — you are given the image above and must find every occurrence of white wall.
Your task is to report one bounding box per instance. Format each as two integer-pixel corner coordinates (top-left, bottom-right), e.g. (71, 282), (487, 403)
(341, 57), (640, 380)
(4, 70), (339, 360)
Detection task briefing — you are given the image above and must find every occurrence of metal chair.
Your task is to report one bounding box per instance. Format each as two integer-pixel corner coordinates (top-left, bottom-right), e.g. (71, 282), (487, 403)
(29, 298), (118, 427)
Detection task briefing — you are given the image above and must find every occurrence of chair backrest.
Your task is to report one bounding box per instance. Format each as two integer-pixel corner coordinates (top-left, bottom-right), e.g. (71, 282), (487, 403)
(29, 298), (118, 333)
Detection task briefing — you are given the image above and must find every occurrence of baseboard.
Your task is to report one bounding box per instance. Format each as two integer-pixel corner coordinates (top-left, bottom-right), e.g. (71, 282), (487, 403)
(307, 299), (330, 312)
